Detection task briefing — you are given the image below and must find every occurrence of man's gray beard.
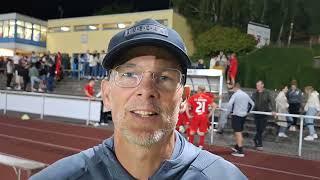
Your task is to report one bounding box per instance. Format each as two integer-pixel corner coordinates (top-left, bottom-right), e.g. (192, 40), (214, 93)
(117, 103), (179, 148)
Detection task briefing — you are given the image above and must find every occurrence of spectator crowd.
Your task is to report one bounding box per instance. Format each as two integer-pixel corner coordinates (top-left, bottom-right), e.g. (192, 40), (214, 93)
(0, 50), (107, 93)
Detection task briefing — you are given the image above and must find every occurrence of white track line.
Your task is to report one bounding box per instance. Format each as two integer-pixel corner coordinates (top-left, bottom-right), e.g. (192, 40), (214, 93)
(0, 133), (82, 153)
(0, 122), (102, 142)
(235, 162), (320, 179)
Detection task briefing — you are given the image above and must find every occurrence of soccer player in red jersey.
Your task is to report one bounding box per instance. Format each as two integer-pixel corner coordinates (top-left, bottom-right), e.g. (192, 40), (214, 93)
(186, 86), (217, 149)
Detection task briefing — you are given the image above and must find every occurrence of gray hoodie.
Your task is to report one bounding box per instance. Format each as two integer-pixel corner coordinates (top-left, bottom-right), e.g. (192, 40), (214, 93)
(30, 131), (247, 180)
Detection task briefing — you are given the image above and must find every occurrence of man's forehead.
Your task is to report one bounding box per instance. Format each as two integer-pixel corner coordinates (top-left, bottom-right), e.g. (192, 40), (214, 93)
(117, 46), (182, 68)
(122, 55), (181, 69)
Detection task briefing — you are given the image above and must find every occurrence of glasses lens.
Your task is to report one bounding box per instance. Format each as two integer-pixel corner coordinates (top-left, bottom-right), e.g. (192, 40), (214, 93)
(113, 65), (141, 87)
(154, 69), (182, 91)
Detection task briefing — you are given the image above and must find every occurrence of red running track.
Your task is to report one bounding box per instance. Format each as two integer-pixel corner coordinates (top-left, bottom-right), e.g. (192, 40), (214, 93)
(0, 115), (319, 180)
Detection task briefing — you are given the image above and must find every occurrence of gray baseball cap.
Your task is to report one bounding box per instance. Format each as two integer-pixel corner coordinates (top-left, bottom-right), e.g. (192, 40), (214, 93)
(102, 18), (191, 76)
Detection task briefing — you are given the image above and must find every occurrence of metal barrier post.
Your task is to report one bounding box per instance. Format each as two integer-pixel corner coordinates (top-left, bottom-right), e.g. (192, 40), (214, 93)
(78, 64), (81, 81)
(210, 110), (215, 144)
(40, 94), (45, 119)
(86, 99), (91, 125)
(4, 91), (7, 114)
(298, 116), (304, 156)
(218, 75), (223, 107)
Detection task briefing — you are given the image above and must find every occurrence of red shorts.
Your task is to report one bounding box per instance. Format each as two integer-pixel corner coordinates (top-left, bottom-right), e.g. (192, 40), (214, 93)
(190, 115), (209, 133)
(177, 112), (189, 128)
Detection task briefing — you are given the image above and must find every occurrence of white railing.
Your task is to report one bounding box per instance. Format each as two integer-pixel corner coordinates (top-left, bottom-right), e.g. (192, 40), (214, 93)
(3, 90), (318, 157)
(211, 108), (320, 156)
(0, 90), (101, 125)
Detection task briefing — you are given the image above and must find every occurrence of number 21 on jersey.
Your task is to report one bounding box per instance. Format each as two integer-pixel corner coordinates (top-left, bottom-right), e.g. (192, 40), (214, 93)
(195, 101), (206, 113)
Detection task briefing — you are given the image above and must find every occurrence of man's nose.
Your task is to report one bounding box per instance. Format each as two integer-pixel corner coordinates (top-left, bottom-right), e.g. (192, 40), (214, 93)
(135, 72), (159, 98)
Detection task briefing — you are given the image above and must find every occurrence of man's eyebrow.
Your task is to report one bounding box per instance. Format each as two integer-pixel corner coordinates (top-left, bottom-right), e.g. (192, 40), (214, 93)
(122, 63), (137, 66)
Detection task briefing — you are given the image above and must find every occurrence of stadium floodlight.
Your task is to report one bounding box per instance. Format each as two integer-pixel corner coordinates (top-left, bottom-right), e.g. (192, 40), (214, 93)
(117, 23), (126, 29)
(60, 26), (70, 32)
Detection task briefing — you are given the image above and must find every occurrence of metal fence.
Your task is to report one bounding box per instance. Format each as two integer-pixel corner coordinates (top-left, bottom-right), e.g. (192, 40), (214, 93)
(210, 108), (320, 157)
(1, 89), (319, 158)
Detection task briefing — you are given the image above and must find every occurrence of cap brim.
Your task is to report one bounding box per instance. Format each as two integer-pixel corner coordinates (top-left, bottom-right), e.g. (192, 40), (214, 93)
(102, 37), (191, 73)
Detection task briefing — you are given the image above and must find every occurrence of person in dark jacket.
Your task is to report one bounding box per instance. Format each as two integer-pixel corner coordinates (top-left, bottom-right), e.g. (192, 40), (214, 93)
(251, 80), (276, 151)
(287, 80), (303, 131)
(46, 62), (56, 93)
(20, 60), (30, 91)
(30, 19), (247, 180)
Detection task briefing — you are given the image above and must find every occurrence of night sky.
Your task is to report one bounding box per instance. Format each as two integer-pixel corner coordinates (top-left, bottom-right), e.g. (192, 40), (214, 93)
(0, 0), (170, 20)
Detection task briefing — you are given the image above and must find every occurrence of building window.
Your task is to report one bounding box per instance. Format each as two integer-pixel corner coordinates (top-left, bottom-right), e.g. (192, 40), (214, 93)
(102, 22), (131, 30)
(48, 26), (71, 32)
(3, 21), (9, 38)
(25, 22), (33, 40)
(0, 21), (3, 38)
(40, 26), (47, 42)
(8, 20), (15, 38)
(16, 20), (25, 39)
(74, 24), (99, 31)
(156, 19), (168, 26)
(2, 20), (16, 38)
(33, 24), (41, 41)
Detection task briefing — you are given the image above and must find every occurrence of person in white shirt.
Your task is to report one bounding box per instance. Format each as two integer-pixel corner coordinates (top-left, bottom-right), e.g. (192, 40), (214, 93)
(209, 55), (217, 69)
(227, 83), (254, 157)
(89, 51), (98, 79)
(303, 86), (320, 141)
(98, 50), (107, 78)
(12, 53), (22, 90)
(275, 85), (293, 138)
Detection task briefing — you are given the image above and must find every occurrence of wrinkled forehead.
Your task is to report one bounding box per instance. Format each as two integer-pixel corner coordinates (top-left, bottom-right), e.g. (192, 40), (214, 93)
(115, 46), (182, 70)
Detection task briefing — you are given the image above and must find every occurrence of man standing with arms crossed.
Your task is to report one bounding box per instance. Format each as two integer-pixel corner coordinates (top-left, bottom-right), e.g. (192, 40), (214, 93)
(228, 83), (254, 157)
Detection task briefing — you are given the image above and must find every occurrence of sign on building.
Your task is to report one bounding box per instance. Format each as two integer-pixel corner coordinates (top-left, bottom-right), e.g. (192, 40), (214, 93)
(80, 34), (88, 44)
(247, 21), (271, 48)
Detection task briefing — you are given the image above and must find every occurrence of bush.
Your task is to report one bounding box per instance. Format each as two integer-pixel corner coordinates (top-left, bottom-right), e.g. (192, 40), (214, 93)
(194, 26), (256, 61)
(238, 47), (320, 90)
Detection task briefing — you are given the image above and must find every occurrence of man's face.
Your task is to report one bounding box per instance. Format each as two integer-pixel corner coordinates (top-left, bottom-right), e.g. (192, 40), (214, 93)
(89, 80), (95, 87)
(256, 81), (264, 91)
(102, 55), (183, 147)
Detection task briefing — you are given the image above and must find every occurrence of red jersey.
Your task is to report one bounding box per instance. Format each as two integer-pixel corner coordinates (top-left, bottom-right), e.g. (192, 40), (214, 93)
(188, 93), (213, 116)
(84, 84), (94, 97)
(228, 56), (238, 74)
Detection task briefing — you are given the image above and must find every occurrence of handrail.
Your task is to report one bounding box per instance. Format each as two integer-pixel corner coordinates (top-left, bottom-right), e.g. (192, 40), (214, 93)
(1, 89), (317, 157)
(217, 107), (320, 120)
(211, 107), (320, 157)
(0, 90), (102, 101)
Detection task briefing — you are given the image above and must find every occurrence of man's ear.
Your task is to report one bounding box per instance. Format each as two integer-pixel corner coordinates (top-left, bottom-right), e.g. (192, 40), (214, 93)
(101, 79), (111, 110)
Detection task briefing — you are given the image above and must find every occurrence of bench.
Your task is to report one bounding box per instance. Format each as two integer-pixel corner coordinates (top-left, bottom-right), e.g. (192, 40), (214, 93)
(0, 152), (47, 180)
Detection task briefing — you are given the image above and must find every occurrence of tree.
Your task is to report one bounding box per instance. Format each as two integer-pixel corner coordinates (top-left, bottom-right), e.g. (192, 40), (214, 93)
(171, 0), (319, 45)
(194, 26), (256, 59)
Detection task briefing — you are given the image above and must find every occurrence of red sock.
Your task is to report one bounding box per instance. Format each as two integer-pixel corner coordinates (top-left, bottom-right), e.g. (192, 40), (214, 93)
(189, 135), (194, 144)
(199, 135), (205, 147)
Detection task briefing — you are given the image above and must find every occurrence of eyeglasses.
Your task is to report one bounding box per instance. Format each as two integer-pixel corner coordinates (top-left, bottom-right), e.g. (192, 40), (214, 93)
(111, 64), (185, 92)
